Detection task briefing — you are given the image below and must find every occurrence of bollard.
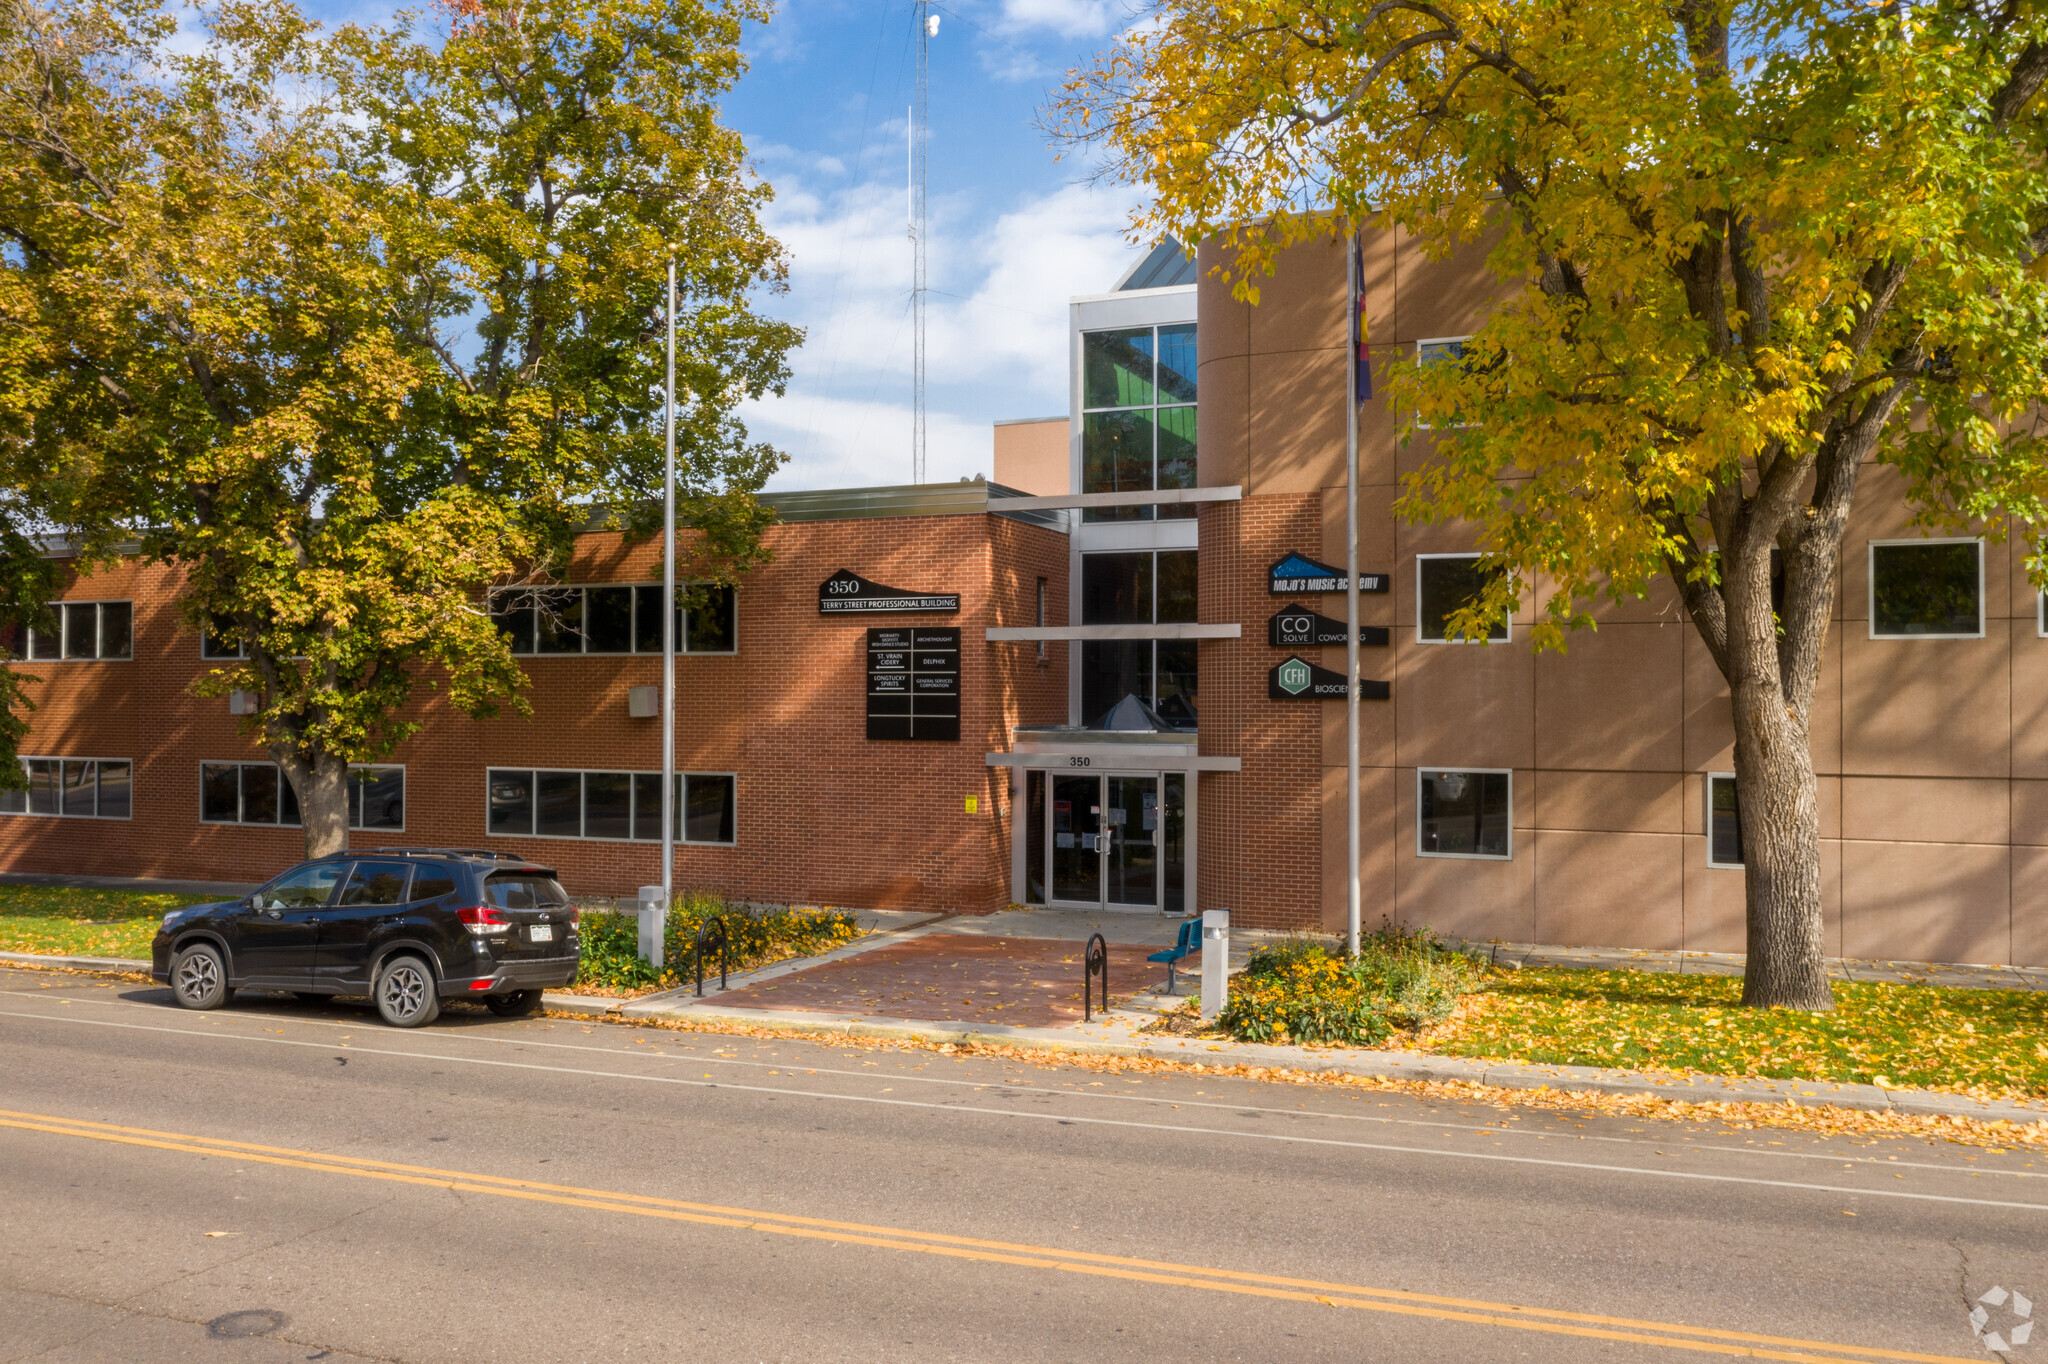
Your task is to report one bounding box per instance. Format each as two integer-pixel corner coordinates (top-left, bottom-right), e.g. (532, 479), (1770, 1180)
(636, 885), (666, 972)
(1199, 907), (1230, 1020)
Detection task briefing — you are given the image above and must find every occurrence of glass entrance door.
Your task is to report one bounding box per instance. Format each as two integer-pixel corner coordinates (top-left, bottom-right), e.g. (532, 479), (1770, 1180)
(1035, 772), (1182, 911)
(1104, 776), (1158, 907)
(1051, 775), (1101, 903)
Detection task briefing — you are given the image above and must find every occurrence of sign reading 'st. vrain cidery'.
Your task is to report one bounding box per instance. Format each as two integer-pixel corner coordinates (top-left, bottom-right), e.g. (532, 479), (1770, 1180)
(1268, 604), (1390, 649)
(819, 569), (960, 615)
(1267, 553), (1390, 596)
(867, 627), (960, 741)
(1267, 655), (1391, 702)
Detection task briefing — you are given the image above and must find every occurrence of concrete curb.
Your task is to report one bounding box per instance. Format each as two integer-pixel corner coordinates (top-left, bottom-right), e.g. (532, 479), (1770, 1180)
(542, 995), (2048, 1128)
(0, 950), (151, 973)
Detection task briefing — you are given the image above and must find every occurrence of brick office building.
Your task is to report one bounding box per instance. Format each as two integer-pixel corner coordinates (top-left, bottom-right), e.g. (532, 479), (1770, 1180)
(3, 484), (1068, 913)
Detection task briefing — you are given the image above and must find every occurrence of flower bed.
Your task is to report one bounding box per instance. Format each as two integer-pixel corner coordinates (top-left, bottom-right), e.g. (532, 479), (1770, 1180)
(570, 892), (862, 994)
(1217, 926), (1485, 1046)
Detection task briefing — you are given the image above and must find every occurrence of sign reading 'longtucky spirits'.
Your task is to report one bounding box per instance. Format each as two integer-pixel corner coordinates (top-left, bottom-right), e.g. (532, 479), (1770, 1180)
(1267, 552), (1390, 596)
(819, 568), (961, 615)
(1268, 655), (1392, 702)
(1268, 604), (1390, 650)
(867, 627), (961, 741)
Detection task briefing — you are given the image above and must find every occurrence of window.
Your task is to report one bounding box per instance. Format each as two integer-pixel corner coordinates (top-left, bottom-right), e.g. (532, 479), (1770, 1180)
(1079, 550), (1199, 730)
(1035, 577), (1048, 663)
(1417, 769), (1511, 859)
(202, 618), (247, 660)
(1870, 539), (1982, 638)
(253, 863), (344, 910)
(1415, 336), (1476, 428)
(490, 584), (736, 656)
(1707, 773), (1743, 868)
(485, 768), (736, 845)
(0, 758), (132, 819)
(198, 763), (404, 829)
(1080, 323), (1196, 521)
(1417, 554), (1509, 643)
(25, 602), (132, 661)
(338, 860), (413, 906)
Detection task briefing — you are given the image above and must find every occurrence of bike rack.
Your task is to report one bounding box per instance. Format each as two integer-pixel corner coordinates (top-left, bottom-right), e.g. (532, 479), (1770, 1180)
(1083, 932), (1108, 1022)
(693, 915), (731, 997)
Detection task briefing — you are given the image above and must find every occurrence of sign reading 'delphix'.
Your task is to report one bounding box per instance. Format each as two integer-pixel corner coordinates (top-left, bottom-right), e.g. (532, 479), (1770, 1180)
(1268, 552), (1390, 596)
(819, 568), (961, 615)
(1268, 604), (1390, 650)
(1268, 655), (1391, 702)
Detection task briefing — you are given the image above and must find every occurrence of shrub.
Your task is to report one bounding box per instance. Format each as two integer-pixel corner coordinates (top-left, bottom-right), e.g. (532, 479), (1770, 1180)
(573, 891), (862, 992)
(1217, 923), (1484, 1046)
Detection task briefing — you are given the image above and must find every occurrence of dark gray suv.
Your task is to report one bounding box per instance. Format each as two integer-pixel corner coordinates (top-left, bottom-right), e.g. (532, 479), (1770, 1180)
(150, 849), (581, 1027)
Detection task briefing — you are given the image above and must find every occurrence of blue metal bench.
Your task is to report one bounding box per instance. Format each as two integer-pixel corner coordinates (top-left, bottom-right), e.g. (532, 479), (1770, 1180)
(1148, 918), (1202, 994)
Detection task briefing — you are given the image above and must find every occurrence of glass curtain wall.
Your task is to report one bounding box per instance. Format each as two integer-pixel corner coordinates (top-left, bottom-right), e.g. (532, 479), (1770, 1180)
(1079, 550), (1199, 729)
(1080, 324), (1196, 522)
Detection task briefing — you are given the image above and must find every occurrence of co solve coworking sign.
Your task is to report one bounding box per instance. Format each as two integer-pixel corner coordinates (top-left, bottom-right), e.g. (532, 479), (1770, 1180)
(1269, 603), (1390, 650)
(1268, 655), (1392, 702)
(1268, 552), (1390, 596)
(818, 568), (961, 615)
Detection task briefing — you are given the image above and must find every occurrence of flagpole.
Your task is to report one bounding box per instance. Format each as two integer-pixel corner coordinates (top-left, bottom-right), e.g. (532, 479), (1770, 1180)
(1345, 225), (1362, 958)
(662, 253), (677, 926)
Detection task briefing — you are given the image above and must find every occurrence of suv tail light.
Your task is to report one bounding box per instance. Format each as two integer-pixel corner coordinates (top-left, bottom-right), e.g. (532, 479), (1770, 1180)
(457, 906), (512, 936)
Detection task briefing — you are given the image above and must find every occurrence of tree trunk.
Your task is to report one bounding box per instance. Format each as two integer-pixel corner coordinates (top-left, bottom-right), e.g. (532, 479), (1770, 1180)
(1728, 676), (1834, 1009)
(279, 752), (351, 860)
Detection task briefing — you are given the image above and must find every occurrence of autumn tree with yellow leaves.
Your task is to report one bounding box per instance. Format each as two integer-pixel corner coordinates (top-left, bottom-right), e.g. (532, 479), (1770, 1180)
(1059, 0), (2048, 1008)
(0, 0), (796, 857)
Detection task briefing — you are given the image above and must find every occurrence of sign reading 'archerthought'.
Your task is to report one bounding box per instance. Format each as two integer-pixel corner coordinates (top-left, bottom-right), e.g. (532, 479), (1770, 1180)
(867, 627), (961, 741)
(819, 568), (961, 614)
(1268, 655), (1391, 702)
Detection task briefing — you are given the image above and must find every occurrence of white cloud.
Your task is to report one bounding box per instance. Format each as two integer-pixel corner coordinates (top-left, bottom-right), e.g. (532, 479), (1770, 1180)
(997, 0), (1122, 39)
(750, 167), (1146, 491)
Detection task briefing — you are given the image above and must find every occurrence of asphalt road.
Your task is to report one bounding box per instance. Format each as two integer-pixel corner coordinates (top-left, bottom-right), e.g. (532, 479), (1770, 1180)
(0, 964), (2043, 1363)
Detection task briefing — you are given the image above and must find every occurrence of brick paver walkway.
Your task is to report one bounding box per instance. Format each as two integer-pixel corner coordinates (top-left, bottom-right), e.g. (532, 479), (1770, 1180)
(706, 933), (1167, 1028)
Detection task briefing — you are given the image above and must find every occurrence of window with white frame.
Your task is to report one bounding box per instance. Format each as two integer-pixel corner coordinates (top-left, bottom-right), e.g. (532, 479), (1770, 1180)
(1869, 538), (1983, 638)
(0, 758), (131, 819)
(1706, 773), (1743, 867)
(485, 768), (735, 845)
(202, 618), (247, 660)
(200, 763), (403, 829)
(23, 602), (132, 661)
(1417, 769), (1511, 858)
(1415, 336), (1473, 428)
(489, 584), (735, 656)
(1416, 554), (1509, 643)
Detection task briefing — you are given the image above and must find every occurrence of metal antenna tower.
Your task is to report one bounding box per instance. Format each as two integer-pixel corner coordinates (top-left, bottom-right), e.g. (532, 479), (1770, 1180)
(909, 3), (935, 483)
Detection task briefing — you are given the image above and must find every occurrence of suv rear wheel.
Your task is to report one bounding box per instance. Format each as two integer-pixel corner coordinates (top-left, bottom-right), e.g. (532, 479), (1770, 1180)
(374, 955), (440, 1028)
(171, 944), (230, 1011)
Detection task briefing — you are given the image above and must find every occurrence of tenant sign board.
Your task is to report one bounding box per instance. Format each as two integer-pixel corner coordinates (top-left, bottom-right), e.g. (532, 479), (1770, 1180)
(1267, 553), (1390, 596)
(1268, 655), (1391, 702)
(820, 568), (961, 615)
(1268, 604), (1391, 649)
(867, 627), (961, 741)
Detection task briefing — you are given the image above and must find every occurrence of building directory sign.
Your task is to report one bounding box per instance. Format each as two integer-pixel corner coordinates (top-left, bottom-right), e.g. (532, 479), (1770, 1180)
(1267, 553), (1389, 596)
(1268, 604), (1390, 649)
(1268, 655), (1391, 702)
(867, 627), (961, 741)
(819, 568), (961, 614)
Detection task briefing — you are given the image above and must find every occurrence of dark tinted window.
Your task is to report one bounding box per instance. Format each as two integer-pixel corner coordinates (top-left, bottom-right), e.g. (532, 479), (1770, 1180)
(1418, 556), (1508, 642)
(534, 588), (583, 654)
(257, 862), (343, 909)
(537, 771), (581, 836)
(484, 874), (570, 909)
(63, 603), (97, 659)
(25, 758), (56, 814)
(98, 761), (131, 818)
(1418, 770), (1510, 857)
(633, 585), (673, 653)
(358, 767), (402, 830)
(201, 764), (239, 822)
(241, 764), (279, 824)
(488, 769), (533, 835)
(1872, 541), (1981, 636)
(338, 860), (412, 907)
(1081, 641), (1151, 727)
(492, 592), (536, 654)
(586, 586), (633, 652)
(632, 772), (664, 841)
(584, 771), (630, 839)
(100, 602), (133, 658)
(61, 761), (96, 817)
(1709, 776), (1743, 866)
(687, 586), (735, 653)
(1082, 553), (1153, 625)
(1156, 552), (1198, 623)
(685, 774), (735, 844)
(411, 862), (459, 900)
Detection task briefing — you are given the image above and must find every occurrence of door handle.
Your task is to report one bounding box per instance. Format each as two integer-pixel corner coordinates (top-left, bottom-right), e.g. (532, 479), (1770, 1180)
(265, 909), (282, 920)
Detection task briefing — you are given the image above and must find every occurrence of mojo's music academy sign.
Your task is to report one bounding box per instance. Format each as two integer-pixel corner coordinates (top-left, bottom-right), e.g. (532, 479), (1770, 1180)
(1267, 552), (1390, 596)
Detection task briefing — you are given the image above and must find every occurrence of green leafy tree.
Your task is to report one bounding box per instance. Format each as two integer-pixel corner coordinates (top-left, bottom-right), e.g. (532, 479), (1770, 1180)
(1059, 0), (2048, 1007)
(0, 0), (796, 857)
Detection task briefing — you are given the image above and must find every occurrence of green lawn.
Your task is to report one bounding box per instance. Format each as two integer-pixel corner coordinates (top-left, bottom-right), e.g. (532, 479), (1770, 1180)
(1431, 967), (2048, 1100)
(0, 885), (224, 961)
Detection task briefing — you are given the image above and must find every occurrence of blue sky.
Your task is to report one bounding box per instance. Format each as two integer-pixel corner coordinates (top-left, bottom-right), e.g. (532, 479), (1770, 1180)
(726, 1), (1148, 490)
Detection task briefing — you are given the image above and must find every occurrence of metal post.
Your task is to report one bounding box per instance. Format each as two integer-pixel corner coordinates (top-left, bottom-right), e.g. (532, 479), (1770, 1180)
(661, 253), (677, 950)
(1344, 226), (1362, 957)
(1200, 908), (1230, 1020)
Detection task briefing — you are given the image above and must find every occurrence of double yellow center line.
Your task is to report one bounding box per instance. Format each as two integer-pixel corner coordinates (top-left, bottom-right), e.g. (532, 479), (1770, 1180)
(0, 1106), (1975, 1363)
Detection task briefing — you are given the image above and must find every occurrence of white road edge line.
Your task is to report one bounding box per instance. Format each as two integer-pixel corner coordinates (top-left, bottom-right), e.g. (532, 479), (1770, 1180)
(2, 1005), (2043, 1214)
(1, 983), (2038, 1186)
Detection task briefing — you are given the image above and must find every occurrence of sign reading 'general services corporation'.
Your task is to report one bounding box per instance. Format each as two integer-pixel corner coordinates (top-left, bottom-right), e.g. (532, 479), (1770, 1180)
(819, 569), (961, 615)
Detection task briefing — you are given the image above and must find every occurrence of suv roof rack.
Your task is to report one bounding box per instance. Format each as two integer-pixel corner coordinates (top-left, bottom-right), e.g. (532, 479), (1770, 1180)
(364, 847), (531, 861)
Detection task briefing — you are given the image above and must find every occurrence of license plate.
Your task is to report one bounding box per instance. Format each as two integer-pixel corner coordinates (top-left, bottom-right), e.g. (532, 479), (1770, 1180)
(529, 923), (554, 943)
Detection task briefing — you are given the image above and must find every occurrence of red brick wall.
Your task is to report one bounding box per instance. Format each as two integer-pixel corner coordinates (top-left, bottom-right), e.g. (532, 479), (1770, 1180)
(1197, 494), (1326, 930)
(0, 513), (1069, 913)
